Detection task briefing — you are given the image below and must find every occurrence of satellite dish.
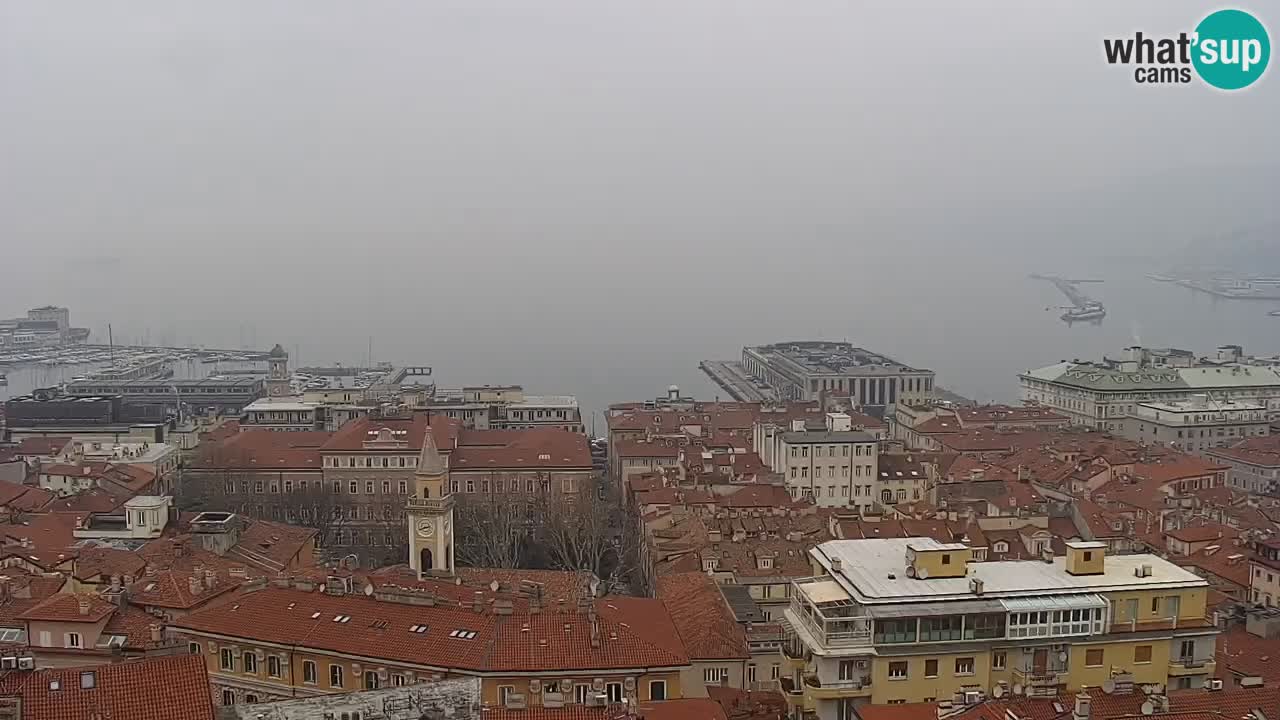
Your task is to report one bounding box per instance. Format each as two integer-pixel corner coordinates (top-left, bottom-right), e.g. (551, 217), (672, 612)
(993, 685), (1005, 699)
(1013, 684), (1024, 696)
(905, 566), (917, 578)
(1152, 684), (1164, 695)
(917, 567), (930, 580)
(364, 584), (374, 597)
(1102, 679), (1116, 695)
(1058, 651), (1069, 662)
(1141, 701), (1155, 716)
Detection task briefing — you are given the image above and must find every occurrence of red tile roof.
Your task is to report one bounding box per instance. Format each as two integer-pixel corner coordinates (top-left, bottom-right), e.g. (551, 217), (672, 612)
(13, 436), (73, 457)
(0, 654), (216, 720)
(453, 428), (592, 470)
(17, 592), (116, 623)
(174, 586), (690, 672)
(615, 439), (682, 459)
(656, 573), (749, 661)
(73, 546), (147, 582)
(191, 429), (331, 470)
(321, 413), (460, 452)
(1218, 626), (1280, 684)
(855, 702), (938, 720)
(0, 481), (52, 512)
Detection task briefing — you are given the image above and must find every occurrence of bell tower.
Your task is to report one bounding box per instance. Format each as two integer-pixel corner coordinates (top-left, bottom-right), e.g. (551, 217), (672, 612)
(407, 420), (454, 577)
(266, 344), (290, 398)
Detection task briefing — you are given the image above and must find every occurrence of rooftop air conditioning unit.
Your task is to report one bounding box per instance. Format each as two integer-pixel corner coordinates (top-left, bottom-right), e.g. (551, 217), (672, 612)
(587, 694), (609, 707)
(0, 658), (15, 670)
(16, 658), (34, 671)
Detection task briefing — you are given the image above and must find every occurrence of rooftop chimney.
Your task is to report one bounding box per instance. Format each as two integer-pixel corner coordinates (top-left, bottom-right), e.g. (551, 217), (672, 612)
(1073, 692), (1091, 720)
(77, 597), (91, 616)
(149, 625), (162, 643)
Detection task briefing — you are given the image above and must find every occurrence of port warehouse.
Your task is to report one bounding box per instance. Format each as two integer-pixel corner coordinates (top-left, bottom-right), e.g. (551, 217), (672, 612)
(63, 377), (264, 410)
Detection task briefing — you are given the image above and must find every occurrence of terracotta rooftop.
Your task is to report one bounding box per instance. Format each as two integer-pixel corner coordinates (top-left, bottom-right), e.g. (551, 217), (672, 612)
(453, 428), (592, 469)
(0, 654), (216, 720)
(322, 413), (460, 452)
(13, 436), (73, 457)
(17, 592), (116, 623)
(174, 586), (690, 672)
(656, 573), (749, 661)
(191, 429), (331, 470)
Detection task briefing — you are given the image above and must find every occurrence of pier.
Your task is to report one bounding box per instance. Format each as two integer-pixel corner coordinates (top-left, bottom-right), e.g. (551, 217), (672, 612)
(1029, 274), (1104, 309)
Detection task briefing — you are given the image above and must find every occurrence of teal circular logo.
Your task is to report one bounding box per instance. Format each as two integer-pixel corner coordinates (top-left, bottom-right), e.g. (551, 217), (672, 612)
(1192, 9), (1270, 90)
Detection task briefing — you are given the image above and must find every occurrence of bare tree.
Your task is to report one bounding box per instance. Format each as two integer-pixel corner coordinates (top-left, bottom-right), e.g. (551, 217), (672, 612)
(536, 479), (641, 592)
(454, 492), (527, 569)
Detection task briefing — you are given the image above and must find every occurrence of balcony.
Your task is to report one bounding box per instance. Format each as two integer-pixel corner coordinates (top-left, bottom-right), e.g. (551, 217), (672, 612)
(1169, 657), (1216, 676)
(786, 581), (872, 649)
(802, 674), (873, 699)
(407, 496), (455, 512)
(1013, 667), (1068, 689)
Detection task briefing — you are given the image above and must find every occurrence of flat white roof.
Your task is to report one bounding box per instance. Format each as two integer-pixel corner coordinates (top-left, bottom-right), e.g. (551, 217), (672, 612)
(243, 398), (317, 412)
(804, 580), (851, 604)
(1065, 540), (1107, 549)
(814, 538), (1206, 603)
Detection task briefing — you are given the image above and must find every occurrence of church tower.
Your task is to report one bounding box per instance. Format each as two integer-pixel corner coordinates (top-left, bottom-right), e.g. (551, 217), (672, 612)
(266, 344), (290, 398)
(407, 421), (454, 577)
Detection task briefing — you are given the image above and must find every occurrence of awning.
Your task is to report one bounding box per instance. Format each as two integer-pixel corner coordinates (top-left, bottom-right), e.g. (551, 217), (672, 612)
(865, 599), (1007, 618)
(803, 580), (852, 604)
(1000, 594), (1108, 613)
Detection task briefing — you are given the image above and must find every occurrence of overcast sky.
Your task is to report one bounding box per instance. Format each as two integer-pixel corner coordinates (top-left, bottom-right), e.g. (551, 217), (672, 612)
(2, 1), (1276, 411)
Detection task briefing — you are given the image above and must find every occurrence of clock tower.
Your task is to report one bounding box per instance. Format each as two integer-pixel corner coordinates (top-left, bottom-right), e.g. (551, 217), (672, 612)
(407, 421), (454, 577)
(265, 344), (290, 398)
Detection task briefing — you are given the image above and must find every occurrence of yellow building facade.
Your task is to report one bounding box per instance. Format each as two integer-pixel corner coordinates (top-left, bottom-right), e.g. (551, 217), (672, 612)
(782, 539), (1218, 720)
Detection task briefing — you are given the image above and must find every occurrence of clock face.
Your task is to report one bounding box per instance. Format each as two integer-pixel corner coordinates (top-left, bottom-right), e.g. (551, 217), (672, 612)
(417, 519), (434, 538)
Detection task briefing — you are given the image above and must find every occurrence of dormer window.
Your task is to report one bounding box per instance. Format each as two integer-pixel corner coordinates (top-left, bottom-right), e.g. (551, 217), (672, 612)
(758, 557), (773, 570)
(703, 558), (719, 571)
(993, 542), (1009, 553)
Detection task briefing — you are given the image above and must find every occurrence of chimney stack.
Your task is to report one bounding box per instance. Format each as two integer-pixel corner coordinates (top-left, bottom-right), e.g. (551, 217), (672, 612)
(205, 569), (217, 588)
(77, 597), (91, 616)
(188, 576), (201, 596)
(1073, 692), (1091, 720)
(144, 565), (157, 579)
(149, 625), (162, 643)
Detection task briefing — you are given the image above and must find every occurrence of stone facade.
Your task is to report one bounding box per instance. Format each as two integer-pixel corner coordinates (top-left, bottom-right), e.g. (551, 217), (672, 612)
(215, 676), (481, 720)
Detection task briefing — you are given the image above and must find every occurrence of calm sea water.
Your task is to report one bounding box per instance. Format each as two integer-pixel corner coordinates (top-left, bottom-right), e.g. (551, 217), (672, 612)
(4, 269), (1278, 428)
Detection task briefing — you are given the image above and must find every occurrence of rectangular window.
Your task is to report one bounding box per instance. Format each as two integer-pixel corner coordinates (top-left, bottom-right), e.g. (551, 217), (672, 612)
(349, 481), (358, 494)
(243, 652), (257, 674)
(954, 657), (974, 675)
(748, 665), (757, 683)
(703, 667), (728, 683)
(330, 664), (344, 688)
(1085, 649), (1104, 667)
(303, 661), (317, 684)
(992, 651), (1006, 670)
(1134, 645), (1152, 664)
(267, 656), (282, 678)
(499, 686), (515, 704)
(919, 615), (963, 642)
(649, 680), (667, 701)
(924, 659), (938, 678)
(575, 684), (590, 704)
(888, 661), (909, 679)
(771, 664), (780, 680)
(874, 618), (917, 644)
(220, 649), (234, 671)
(607, 682), (624, 703)
(189, 642), (201, 656)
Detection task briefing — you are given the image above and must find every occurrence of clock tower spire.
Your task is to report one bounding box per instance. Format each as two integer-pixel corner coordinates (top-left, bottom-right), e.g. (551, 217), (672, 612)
(407, 418), (454, 577)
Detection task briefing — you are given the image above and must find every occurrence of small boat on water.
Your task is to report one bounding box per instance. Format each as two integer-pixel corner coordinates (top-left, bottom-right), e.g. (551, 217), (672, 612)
(1062, 304), (1107, 322)
(1269, 309), (1280, 317)
(0, 373), (8, 386)
(1146, 273), (1175, 282)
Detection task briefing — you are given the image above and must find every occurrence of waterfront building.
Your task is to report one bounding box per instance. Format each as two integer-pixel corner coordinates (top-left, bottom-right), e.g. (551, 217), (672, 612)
(782, 537), (1218, 714)
(1020, 346), (1280, 430)
(737, 342), (935, 407)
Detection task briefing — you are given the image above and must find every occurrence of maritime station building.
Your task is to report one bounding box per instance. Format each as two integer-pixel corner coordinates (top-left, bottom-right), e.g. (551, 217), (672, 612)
(782, 538), (1218, 715)
(736, 342), (935, 408)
